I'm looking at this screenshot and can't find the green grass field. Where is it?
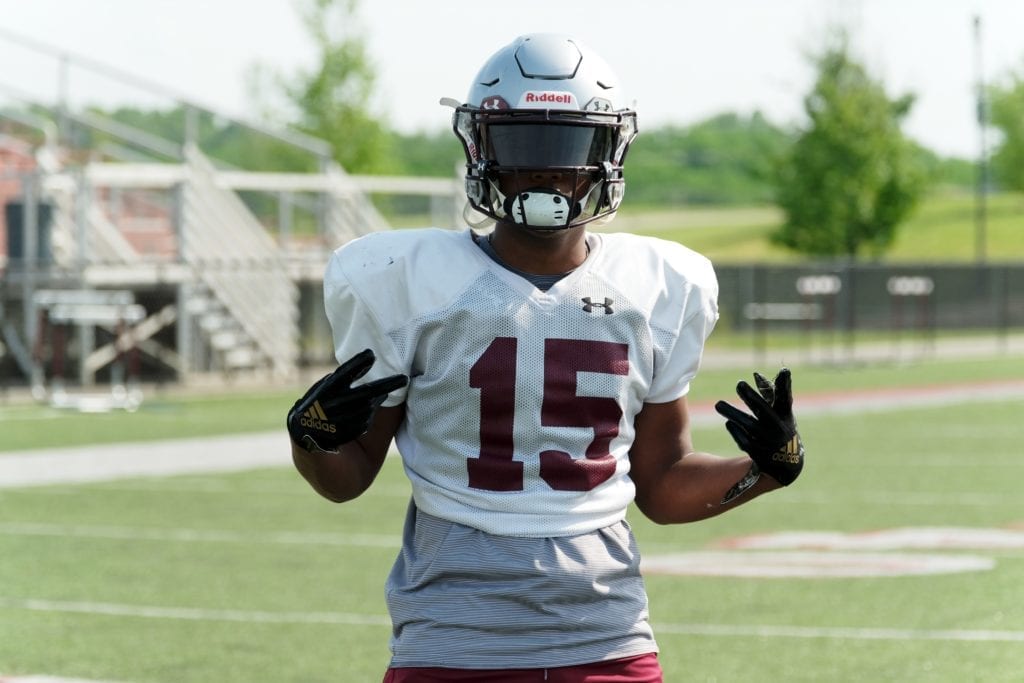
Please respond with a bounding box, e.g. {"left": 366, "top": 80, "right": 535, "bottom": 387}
{"left": 1, "top": 351, "right": 1022, "bottom": 682}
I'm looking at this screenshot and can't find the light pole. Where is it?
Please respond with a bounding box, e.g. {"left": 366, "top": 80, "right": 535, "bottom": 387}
{"left": 973, "top": 14, "right": 988, "bottom": 263}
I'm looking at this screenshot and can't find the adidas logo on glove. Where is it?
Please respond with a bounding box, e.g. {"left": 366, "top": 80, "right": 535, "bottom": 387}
{"left": 299, "top": 401, "right": 337, "bottom": 434}
{"left": 772, "top": 435, "right": 804, "bottom": 465}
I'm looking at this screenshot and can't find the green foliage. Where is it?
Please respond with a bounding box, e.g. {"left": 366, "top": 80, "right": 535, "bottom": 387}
{"left": 392, "top": 113, "right": 979, "bottom": 210}
{"left": 76, "top": 103, "right": 974, "bottom": 216}
{"left": 390, "top": 129, "right": 463, "bottom": 177}
{"left": 74, "top": 106, "right": 184, "bottom": 160}
{"left": 624, "top": 112, "right": 792, "bottom": 206}
{"left": 281, "top": 0, "right": 396, "bottom": 174}
{"left": 197, "top": 118, "right": 320, "bottom": 172}
{"left": 84, "top": 1, "right": 399, "bottom": 175}
{"left": 987, "top": 66, "right": 1024, "bottom": 192}
{"left": 772, "top": 39, "right": 927, "bottom": 259}
{"left": 913, "top": 145, "right": 977, "bottom": 189}
{"left": 385, "top": 112, "right": 819, "bottom": 207}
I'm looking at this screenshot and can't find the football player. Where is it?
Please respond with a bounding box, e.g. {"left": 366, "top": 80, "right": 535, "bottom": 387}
{"left": 287, "top": 33, "right": 804, "bottom": 683}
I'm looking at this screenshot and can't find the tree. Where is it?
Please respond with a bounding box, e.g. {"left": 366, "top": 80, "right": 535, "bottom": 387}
{"left": 987, "top": 67, "right": 1024, "bottom": 192}
{"left": 269, "top": 0, "right": 394, "bottom": 174}
{"left": 772, "top": 38, "right": 926, "bottom": 259}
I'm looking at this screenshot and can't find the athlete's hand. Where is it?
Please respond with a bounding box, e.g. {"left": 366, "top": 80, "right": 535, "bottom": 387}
{"left": 714, "top": 368, "right": 804, "bottom": 486}
{"left": 286, "top": 349, "right": 408, "bottom": 452}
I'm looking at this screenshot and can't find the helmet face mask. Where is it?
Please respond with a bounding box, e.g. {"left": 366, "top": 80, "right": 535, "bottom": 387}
{"left": 451, "top": 34, "right": 638, "bottom": 231}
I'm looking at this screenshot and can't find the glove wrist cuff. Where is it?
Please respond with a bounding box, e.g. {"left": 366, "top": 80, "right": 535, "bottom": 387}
{"left": 720, "top": 461, "right": 761, "bottom": 505}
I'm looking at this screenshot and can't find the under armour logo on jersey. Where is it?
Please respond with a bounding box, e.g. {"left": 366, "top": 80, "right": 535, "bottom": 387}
{"left": 582, "top": 297, "right": 615, "bottom": 314}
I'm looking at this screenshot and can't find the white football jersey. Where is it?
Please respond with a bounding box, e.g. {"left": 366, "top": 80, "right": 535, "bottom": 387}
{"left": 323, "top": 228, "right": 718, "bottom": 537}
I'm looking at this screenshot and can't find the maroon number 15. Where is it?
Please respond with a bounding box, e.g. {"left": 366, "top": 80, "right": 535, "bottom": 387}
{"left": 467, "top": 337, "right": 630, "bottom": 493}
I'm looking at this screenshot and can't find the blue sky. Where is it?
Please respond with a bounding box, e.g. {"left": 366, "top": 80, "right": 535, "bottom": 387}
{"left": 2, "top": 0, "right": 1024, "bottom": 158}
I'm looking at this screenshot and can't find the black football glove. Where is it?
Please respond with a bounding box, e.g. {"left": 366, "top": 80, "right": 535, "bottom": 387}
{"left": 286, "top": 349, "right": 408, "bottom": 452}
{"left": 714, "top": 368, "right": 804, "bottom": 486}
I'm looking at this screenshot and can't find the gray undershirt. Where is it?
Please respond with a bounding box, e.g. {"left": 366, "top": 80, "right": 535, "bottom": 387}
{"left": 475, "top": 233, "right": 579, "bottom": 291}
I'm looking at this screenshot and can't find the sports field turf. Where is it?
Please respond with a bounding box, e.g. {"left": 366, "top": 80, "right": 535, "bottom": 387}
{"left": 0, "top": 354, "right": 1022, "bottom": 682}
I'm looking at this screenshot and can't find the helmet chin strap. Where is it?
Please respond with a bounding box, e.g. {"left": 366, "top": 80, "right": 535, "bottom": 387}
{"left": 498, "top": 184, "right": 599, "bottom": 229}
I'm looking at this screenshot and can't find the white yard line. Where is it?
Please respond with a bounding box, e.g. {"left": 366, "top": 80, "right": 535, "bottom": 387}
{"left": 0, "top": 597, "right": 389, "bottom": 627}
{"left": 0, "top": 677, "right": 126, "bottom": 683}
{"left": 0, "top": 431, "right": 291, "bottom": 489}
{"left": 0, "top": 521, "right": 400, "bottom": 548}
{"left": 1, "top": 596, "right": 1021, "bottom": 643}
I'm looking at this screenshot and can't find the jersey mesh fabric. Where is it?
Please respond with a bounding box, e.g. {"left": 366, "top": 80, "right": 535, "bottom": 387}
{"left": 324, "top": 229, "right": 717, "bottom": 538}
{"left": 389, "top": 265, "right": 648, "bottom": 536}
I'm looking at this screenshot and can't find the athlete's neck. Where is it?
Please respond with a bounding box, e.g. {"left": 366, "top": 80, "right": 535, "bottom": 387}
{"left": 487, "top": 223, "right": 590, "bottom": 276}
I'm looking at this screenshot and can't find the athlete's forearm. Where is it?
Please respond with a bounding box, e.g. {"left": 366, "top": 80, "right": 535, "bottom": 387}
{"left": 634, "top": 451, "right": 781, "bottom": 524}
{"left": 290, "top": 403, "right": 405, "bottom": 503}
{"left": 291, "top": 439, "right": 384, "bottom": 503}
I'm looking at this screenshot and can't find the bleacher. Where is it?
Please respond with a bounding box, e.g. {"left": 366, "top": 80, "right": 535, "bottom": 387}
{"left": 0, "top": 30, "right": 426, "bottom": 405}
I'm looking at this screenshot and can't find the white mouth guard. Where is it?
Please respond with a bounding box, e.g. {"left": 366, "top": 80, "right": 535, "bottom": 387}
{"left": 499, "top": 183, "right": 602, "bottom": 228}
{"left": 503, "top": 188, "right": 575, "bottom": 227}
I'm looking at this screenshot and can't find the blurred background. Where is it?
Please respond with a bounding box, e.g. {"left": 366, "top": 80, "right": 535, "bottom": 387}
{"left": 0, "top": 0, "right": 1022, "bottom": 399}
{"left": 1, "top": 3, "right": 1023, "bottom": 682}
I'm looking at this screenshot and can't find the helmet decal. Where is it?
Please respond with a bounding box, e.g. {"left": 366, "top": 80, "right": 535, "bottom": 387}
{"left": 519, "top": 91, "right": 578, "bottom": 108}
{"left": 584, "top": 97, "right": 613, "bottom": 113}
{"left": 480, "top": 95, "right": 510, "bottom": 110}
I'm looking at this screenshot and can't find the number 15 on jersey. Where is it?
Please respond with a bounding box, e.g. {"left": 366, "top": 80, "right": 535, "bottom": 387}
{"left": 467, "top": 337, "right": 630, "bottom": 493}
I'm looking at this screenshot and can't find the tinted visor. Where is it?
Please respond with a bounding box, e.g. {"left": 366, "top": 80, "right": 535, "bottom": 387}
{"left": 483, "top": 123, "right": 614, "bottom": 167}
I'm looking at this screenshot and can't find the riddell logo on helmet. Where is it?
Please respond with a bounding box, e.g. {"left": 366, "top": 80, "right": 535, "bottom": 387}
{"left": 520, "top": 91, "right": 577, "bottom": 107}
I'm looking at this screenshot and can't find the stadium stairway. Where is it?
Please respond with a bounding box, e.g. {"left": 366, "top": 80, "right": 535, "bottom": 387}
{"left": 0, "top": 67, "right": 407, "bottom": 390}
{"left": 1, "top": 134, "right": 302, "bottom": 381}
{"left": 0, "top": 31, "right": 409, "bottom": 392}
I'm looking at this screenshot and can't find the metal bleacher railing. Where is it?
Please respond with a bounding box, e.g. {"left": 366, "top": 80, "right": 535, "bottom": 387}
{"left": 0, "top": 27, "right": 462, "bottom": 402}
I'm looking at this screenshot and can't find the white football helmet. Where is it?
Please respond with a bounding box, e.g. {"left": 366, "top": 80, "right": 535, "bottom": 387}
{"left": 449, "top": 34, "right": 638, "bottom": 230}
